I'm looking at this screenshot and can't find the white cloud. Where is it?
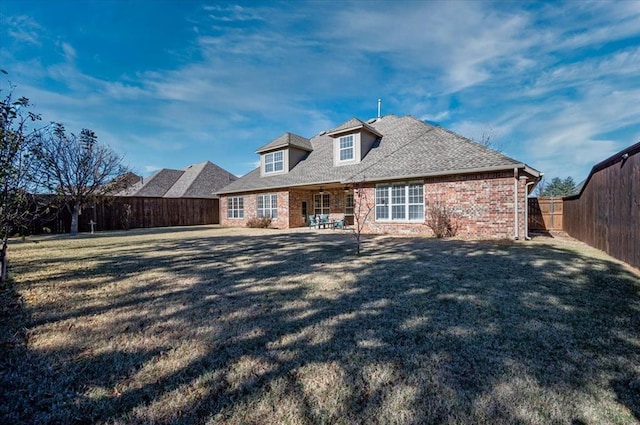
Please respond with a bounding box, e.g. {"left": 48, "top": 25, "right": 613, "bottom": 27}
{"left": 202, "top": 4, "right": 264, "bottom": 22}
{"left": 60, "top": 42, "right": 76, "bottom": 61}
{"left": 420, "top": 111, "right": 450, "bottom": 123}
{"left": 4, "top": 15, "right": 42, "bottom": 45}
{"left": 1, "top": 1, "right": 637, "bottom": 180}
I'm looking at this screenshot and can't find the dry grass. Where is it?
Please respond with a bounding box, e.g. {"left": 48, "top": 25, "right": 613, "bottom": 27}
{"left": 1, "top": 226, "right": 639, "bottom": 424}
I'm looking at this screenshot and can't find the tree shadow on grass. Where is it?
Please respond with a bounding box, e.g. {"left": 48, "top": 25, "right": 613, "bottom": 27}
{"left": 3, "top": 231, "right": 640, "bottom": 424}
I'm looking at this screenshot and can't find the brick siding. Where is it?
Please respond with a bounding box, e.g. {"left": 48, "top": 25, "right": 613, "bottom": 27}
{"left": 221, "top": 171, "right": 529, "bottom": 239}
{"left": 356, "top": 171, "right": 526, "bottom": 239}
{"left": 220, "top": 190, "right": 289, "bottom": 228}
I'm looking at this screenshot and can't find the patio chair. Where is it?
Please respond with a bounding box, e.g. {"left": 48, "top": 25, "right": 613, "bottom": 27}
{"left": 308, "top": 215, "right": 318, "bottom": 228}
{"left": 319, "top": 214, "right": 330, "bottom": 228}
{"left": 332, "top": 216, "right": 345, "bottom": 229}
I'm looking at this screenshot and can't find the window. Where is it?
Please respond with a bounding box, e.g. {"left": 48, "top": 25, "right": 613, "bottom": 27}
{"left": 408, "top": 184, "right": 424, "bottom": 220}
{"left": 375, "top": 186, "right": 389, "bottom": 220}
{"left": 339, "top": 135, "right": 354, "bottom": 161}
{"left": 264, "top": 151, "right": 284, "bottom": 173}
{"left": 257, "top": 194, "right": 278, "bottom": 218}
{"left": 227, "top": 196, "right": 244, "bottom": 219}
{"left": 314, "top": 193, "right": 330, "bottom": 215}
{"left": 391, "top": 185, "right": 405, "bottom": 219}
{"left": 375, "top": 183, "right": 424, "bottom": 221}
{"left": 345, "top": 193, "right": 354, "bottom": 215}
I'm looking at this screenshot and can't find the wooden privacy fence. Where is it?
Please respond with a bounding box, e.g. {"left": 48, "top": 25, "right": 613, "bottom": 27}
{"left": 528, "top": 197, "right": 563, "bottom": 231}
{"left": 68, "top": 197, "right": 219, "bottom": 233}
{"left": 563, "top": 142, "right": 639, "bottom": 270}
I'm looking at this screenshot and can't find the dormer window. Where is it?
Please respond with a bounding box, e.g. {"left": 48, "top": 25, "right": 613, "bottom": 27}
{"left": 339, "top": 135, "right": 354, "bottom": 161}
{"left": 265, "top": 151, "right": 284, "bottom": 173}
{"left": 327, "top": 117, "right": 383, "bottom": 167}
{"left": 256, "top": 133, "right": 312, "bottom": 177}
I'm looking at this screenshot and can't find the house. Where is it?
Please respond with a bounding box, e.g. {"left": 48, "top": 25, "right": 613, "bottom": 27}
{"left": 217, "top": 115, "right": 541, "bottom": 239}
{"left": 121, "top": 161, "right": 237, "bottom": 198}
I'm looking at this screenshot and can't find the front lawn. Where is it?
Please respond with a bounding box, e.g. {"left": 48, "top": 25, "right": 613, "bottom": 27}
{"left": 1, "top": 227, "right": 639, "bottom": 424}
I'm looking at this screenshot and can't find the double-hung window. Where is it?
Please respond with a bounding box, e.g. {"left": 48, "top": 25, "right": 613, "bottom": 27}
{"left": 375, "top": 183, "right": 424, "bottom": 221}
{"left": 227, "top": 196, "right": 244, "bottom": 219}
{"left": 339, "top": 135, "right": 354, "bottom": 161}
{"left": 345, "top": 194, "right": 354, "bottom": 216}
{"left": 264, "top": 151, "right": 284, "bottom": 173}
{"left": 314, "top": 193, "right": 330, "bottom": 215}
{"left": 257, "top": 194, "right": 278, "bottom": 218}
{"left": 375, "top": 186, "right": 390, "bottom": 220}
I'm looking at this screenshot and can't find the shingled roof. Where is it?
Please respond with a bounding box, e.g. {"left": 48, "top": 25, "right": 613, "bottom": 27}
{"left": 217, "top": 115, "right": 539, "bottom": 194}
{"left": 326, "top": 117, "right": 382, "bottom": 137}
{"left": 122, "top": 161, "right": 237, "bottom": 198}
{"left": 256, "top": 132, "right": 313, "bottom": 153}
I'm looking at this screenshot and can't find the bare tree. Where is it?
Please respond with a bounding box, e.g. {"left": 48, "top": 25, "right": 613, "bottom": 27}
{"left": 475, "top": 126, "right": 503, "bottom": 152}
{"left": 0, "top": 80, "right": 48, "bottom": 281}
{"left": 37, "top": 123, "right": 128, "bottom": 236}
{"left": 351, "top": 182, "right": 375, "bottom": 255}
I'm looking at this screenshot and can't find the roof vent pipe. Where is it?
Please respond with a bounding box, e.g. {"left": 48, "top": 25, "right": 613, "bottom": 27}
{"left": 377, "top": 98, "right": 381, "bottom": 119}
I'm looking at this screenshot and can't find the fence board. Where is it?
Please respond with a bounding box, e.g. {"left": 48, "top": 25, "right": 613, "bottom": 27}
{"left": 563, "top": 143, "right": 640, "bottom": 270}
{"left": 528, "top": 197, "right": 563, "bottom": 231}
{"left": 56, "top": 197, "right": 220, "bottom": 233}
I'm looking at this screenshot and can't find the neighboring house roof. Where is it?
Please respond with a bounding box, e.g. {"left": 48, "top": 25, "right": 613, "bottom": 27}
{"left": 218, "top": 115, "right": 540, "bottom": 195}
{"left": 563, "top": 140, "right": 640, "bottom": 200}
{"left": 256, "top": 132, "right": 313, "bottom": 153}
{"left": 134, "top": 169, "right": 184, "bottom": 197}
{"left": 121, "top": 161, "right": 237, "bottom": 198}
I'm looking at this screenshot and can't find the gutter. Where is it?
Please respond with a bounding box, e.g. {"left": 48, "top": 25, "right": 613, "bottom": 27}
{"left": 514, "top": 168, "right": 519, "bottom": 240}
{"left": 524, "top": 180, "right": 537, "bottom": 240}
{"left": 343, "top": 163, "right": 533, "bottom": 184}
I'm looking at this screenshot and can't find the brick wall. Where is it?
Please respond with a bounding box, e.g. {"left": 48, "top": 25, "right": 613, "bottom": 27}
{"left": 220, "top": 190, "right": 289, "bottom": 228}
{"left": 356, "top": 171, "right": 527, "bottom": 239}
{"left": 221, "top": 171, "right": 529, "bottom": 239}
{"left": 222, "top": 189, "right": 353, "bottom": 229}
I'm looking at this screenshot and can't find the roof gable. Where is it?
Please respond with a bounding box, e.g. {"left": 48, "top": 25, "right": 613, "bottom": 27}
{"left": 134, "top": 169, "right": 184, "bottom": 197}
{"left": 326, "top": 117, "right": 383, "bottom": 138}
{"left": 256, "top": 132, "right": 313, "bottom": 153}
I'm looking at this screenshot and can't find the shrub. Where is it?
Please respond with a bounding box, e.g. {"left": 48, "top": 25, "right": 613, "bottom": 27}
{"left": 425, "top": 204, "right": 459, "bottom": 238}
{"left": 246, "top": 216, "right": 272, "bottom": 228}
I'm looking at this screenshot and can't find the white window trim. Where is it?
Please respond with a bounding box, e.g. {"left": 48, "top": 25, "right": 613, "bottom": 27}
{"left": 227, "top": 196, "right": 244, "bottom": 219}
{"left": 375, "top": 182, "right": 424, "bottom": 222}
{"left": 338, "top": 135, "right": 354, "bottom": 162}
{"left": 264, "top": 150, "right": 284, "bottom": 174}
{"left": 345, "top": 193, "right": 354, "bottom": 216}
{"left": 314, "top": 193, "right": 330, "bottom": 215}
{"left": 257, "top": 193, "right": 278, "bottom": 218}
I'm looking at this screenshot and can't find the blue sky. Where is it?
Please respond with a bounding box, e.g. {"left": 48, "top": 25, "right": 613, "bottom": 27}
{"left": 1, "top": 1, "right": 639, "bottom": 182}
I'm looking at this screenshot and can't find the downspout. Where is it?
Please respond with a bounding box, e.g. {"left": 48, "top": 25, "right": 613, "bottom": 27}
{"left": 514, "top": 168, "right": 519, "bottom": 240}
{"left": 524, "top": 180, "right": 536, "bottom": 240}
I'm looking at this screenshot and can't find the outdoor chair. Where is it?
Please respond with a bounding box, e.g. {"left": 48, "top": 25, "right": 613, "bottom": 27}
{"left": 332, "top": 216, "right": 345, "bottom": 229}
{"left": 319, "top": 214, "right": 330, "bottom": 228}
{"left": 308, "top": 215, "right": 318, "bottom": 228}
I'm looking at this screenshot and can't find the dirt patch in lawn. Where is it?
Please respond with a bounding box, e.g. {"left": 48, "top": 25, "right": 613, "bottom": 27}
{"left": 1, "top": 226, "right": 639, "bottom": 424}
